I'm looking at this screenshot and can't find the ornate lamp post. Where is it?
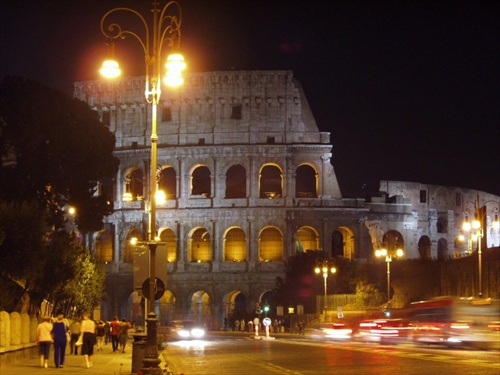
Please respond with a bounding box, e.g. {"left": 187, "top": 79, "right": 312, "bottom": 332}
{"left": 314, "top": 259, "right": 336, "bottom": 315}
{"left": 375, "top": 247, "right": 404, "bottom": 305}
{"left": 461, "top": 194, "right": 499, "bottom": 298}
{"left": 99, "top": 2, "right": 185, "bottom": 374}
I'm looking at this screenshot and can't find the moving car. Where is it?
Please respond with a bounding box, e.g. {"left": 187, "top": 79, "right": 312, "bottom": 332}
{"left": 304, "top": 322, "right": 352, "bottom": 340}
{"left": 166, "top": 320, "right": 206, "bottom": 340}
{"left": 356, "top": 318, "right": 411, "bottom": 343}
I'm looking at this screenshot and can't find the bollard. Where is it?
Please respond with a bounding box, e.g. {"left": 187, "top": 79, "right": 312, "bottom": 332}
{"left": 131, "top": 333, "right": 147, "bottom": 374}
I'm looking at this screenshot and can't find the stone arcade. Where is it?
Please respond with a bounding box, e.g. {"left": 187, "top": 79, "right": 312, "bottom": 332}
{"left": 73, "top": 70, "right": 499, "bottom": 329}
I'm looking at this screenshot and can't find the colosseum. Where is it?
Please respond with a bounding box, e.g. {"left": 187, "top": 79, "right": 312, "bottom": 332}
{"left": 73, "top": 70, "right": 499, "bottom": 329}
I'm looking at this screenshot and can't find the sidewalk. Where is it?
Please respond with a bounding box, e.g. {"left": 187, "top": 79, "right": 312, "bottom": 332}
{"left": 0, "top": 346, "right": 169, "bottom": 375}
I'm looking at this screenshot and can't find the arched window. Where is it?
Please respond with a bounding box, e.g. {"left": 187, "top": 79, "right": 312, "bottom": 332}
{"left": 418, "top": 236, "right": 431, "bottom": 260}
{"left": 191, "top": 166, "right": 211, "bottom": 196}
{"left": 159, "top": 228, "right": 177, "bottom": 262}
{"left": 124, "top": 168, "right": 144, "bottom": 201}
{"left": 295, "top": 226, "right": 319, "bottom": 252}
{"left": 125, "top": 228, "right": 143, "bottom": 263}
{"left": 95, "top": 230, "right": 113, "bottom": 263}
{"left": 259, "top": 165, "right": 282, "bottom": 198}
{"left": 158, "top": 167, "right": 177, "bottom": 199}
{"left": 225, "top": 165, "right": 246, "bottom": 198}
{"left": 224, "top": 227, "right": 247, "bottom": 261}
{"left": 189, "top": 228, "right": 211, "bottom": 262}
{"left": 259, "top": 227, "right": 283, "bottom": 261}
{"left": 295, "top": 164, "right": 317, "bottom": 198}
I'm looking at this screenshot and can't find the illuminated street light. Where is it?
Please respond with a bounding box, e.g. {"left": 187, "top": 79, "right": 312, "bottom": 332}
{"left": 375, "top": 247, "right": 404, "bottom": 305}
{"left": 462, "top": 194, "right": 500, "bottom": 298}
{"left": 99, "top": 1, "right": 185, "bottom": 373}
{"left": 314, "top": 259, "right": 336, "bottom": 315}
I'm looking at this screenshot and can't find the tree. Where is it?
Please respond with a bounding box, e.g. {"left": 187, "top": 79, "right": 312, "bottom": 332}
{"left": 0, "top": 76, "right": 117, "bottom": 313}
{"left": 0, "top": 201, "right": 47, "bottom": 311}
{"left": 0, "top": 76, "right": 119, "bottom": 232}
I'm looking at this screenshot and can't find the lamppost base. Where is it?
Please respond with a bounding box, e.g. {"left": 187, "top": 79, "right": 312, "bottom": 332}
{"left": 141, "top": 313, "right": 161, "bottom": 375}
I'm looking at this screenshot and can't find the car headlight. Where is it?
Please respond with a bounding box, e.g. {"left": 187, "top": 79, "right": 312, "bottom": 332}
{"left": 191, "top": 328, "right": 205, "bottom": 338}
{"left": 178, "top": 329, "right": 190, "bottom": 338}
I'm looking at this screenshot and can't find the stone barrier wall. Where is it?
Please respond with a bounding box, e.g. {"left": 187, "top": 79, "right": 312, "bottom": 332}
{"left": 0, "top": 311, "right": 38, "bottom": 368}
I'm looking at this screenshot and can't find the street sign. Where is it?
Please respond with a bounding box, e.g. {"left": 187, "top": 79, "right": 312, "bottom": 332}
{"left": 141, "top": 277, "right": 165, "bottom": 300}
{"left": 262, "top": 317, "right": 272, "bottom": 327}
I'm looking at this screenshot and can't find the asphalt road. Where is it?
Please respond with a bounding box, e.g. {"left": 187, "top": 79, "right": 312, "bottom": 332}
{"left": 163, "top": 332, "right": 500, "bottom": 375}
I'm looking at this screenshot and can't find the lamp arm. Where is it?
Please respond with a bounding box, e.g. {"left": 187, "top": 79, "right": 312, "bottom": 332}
{"left": 100, "top": 8, "right": 150, "bottom": 57}
{"left": 158, "top": 1, "right": 182, "bottom": 51}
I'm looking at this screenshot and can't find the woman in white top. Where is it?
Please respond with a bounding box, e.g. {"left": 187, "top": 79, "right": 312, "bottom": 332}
{"left": 36, "top": 316, "right": 53, "bottom": 368}
{"left": 80, "top": 312, "right": 96, "bottom": 368}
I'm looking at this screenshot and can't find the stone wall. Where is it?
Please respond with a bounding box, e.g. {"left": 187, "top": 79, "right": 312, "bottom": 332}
{"left": 0, "top": 311, "right": 38, "bottom": 368}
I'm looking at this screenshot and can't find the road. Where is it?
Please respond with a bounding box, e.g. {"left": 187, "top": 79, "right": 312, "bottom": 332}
{"left": 162, "top": 332, "right": 500, "bottom": 375}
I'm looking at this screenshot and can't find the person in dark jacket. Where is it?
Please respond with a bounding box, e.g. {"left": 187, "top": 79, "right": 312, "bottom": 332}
{"left": 51, "top": 312, "right": 69, "bottom": 368}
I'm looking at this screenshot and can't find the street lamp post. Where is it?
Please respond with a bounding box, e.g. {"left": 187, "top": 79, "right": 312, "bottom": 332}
{"left": 461, "top": 194, "right": 500, "bottom": 298}
{"left": 375, "top": 248, "right": 404, "bottom": 305}
{"left": 100, "top": 2, "right": 185, "bottom": 374}
{"left": 314, "top": 259, "right": 336, "bottom": 315}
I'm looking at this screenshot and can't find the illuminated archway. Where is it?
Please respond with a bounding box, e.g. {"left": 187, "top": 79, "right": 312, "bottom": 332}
{"left": 223, "top": 227, "right": 247, "bottom": 261}
{"left": 259, "top": 227, "right": 283, "bottom": 261}
{"left": 295, "top": 226, "right": 319, "bottom": 252}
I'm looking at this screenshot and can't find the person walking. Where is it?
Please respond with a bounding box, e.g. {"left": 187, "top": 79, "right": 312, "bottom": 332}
{"left": 104, "top": 321, "right": 111, "bottom": 345}
{"left": 80, "top": 312, "right": 96, "bottom": 368}
{"left": 51, "top": 312, "right": 69, "bottom": 368}
{"left": 240, "top": 318, "right": 245, "bottom": 332}
{"left": 110, "top": 316, "right": 120, "bottom": 352}
{"left": 96, "top": 321, "right": 106, "bottom": 351}
{"left": 118, "top": 318, "right": 130, "bottom": 353}
{"left": 36, "top": 316, "right": 53, "bottom": 368}
{"left": 69, "top": 318, "right": 81, "bottom": 355}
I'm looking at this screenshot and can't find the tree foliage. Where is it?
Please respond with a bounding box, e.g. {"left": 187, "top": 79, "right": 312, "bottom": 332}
{"left": 0, "top": 76, "right": 115, "bottom": 313}
{"left": 0, "top": 76, "right": 119, "bottom": 232}
{"left": 273, "top": 251, "right": 361, "bottom": 313}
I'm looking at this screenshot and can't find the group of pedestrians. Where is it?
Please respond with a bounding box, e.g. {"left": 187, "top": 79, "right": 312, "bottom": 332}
{"left": 35, "top": 312, "right": 132, "bottom": 369}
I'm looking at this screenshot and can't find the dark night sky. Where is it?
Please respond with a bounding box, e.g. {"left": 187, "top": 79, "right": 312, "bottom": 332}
{"left": 1, "top": 0, "right": 499, "bottom": 197}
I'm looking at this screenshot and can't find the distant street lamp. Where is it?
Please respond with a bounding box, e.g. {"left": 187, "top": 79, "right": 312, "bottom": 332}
{"left": 67, "top": 206, "right": 76, "bottom": 234}
{"left": 99, "top": 1, "right": 185, "bottom": 374}
{"left": 314, "top": 259, "right": 336, "bottom": 315}
{"left": 461, "top": 194, "right": 499, "bottom": 298}
{"left": 375, "top": 247, "right": 404, "bottom": 305}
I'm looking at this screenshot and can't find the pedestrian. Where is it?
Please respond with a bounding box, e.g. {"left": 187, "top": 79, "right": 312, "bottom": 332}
{"left": 104, "top": 321, "right": 111, "bottom": 345}
{"left": 80, "top": 312, "right": 96, "bottom": 368}
{"left": 96, "top": 321, "right": 106, "bottom": 351}
{"left": 240, "top": 318, "right": 245, "bottom": 332}
{"left": 36, "top": 315, "right": 53, "bottom": 368}
{"left": 110, "top": 316, "right": 120, "bottom": 352}
{"left": 273, "top": 319, "right": 279, "bottom": 334}
{"left": 69, "top": 318, "right": 81, "bottom": 355}
{"left": 51, "top": 312, "right": 69, "bottom": 368}
{"left": 234, "top": 319, "right": 240, "bottom": 331}
{"left": 248, "top": 320, "right": 253, "bottom": 333}
{"left": 118, "top": 318, "right": 130, "bottom": 353}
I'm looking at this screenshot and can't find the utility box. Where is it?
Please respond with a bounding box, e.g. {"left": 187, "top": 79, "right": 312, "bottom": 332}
{"left": 131, "top": 333, "right": 147, "bottom": 374}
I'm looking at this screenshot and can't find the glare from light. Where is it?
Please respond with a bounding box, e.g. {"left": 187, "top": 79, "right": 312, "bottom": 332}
{"left": 100, "top": 59, "right": 121, "bottom": 78}
{"left": 164, "top": 53, "right": 186, "bottom": 86}
{"left": 155, "top": 189, "right": 166, "bottom": 204}
{"left": 472, "top": 219, "right": 481, "bottom": 230}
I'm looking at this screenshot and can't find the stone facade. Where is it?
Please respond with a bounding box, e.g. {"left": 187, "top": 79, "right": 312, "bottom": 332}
{"left": 73, "top": 70, "right": 499, "bottom": 329}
